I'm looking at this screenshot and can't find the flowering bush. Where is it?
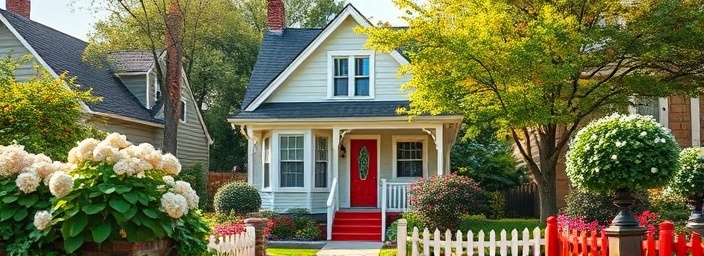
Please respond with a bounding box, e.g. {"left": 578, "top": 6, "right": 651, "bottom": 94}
{"left": 566, "top": 113, "right": 680, "bottom": 192}
{"left": 0, "top": 144, "right": 66, "bottom": 254}
{"left": 212, "top": 219, "right": 273, "bottom": 239}
{"left": 649, "top": 189, "right": 689, "bottom": 226}
{"left": 668, "top": 147, "right": 704, "bottom": 197}
{"left": 40, "top": 133, "right": 208, "bottom": 254}
{"left": 558, "top": 211, "right": 660, "bottom": 234}
{"left": 408, "top": 174, "right": 489, "bottom": 230}
{"left": 270, "top": 216, "right": 296, "bottom": 240}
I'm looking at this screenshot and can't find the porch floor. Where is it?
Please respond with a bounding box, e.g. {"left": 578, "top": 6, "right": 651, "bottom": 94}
{"left": 316, "top": 241, "right": 383, "bottom": 256}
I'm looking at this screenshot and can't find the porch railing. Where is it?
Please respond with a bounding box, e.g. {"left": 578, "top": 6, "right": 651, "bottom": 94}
{"left": 381, "top": 179, "right": 412, "bottom": 241}
{"left": 326, "top": 178, "right": 338, "bottom": 241}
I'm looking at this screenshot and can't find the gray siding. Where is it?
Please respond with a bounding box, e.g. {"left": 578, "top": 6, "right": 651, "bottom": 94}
{"left": 118, "top": 74, "right": 148, "bottom": 107}
{"left": 261, "top": 192, "right": 273, "bottom": 210}
{"left": 266, "top": 17, "right": 410, "bottom": 103}
{"left": 311, "top": 192, "right": 328, "bottom": 214}
{"left": 272, "top": 192, "right": 308, "bottom": 212}
{"left": 176, "top": 85, "right": 210, "bottom": 171}
{"left": 88, "top": 116, "right": 161, "bottom": 146}
{"left": 0, "top": 24, "right": 39, "bottom": 81}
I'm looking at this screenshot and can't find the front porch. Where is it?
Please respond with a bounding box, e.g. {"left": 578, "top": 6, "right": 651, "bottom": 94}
{"left": 238, "top": 117, "right": 462, "bottom": 241}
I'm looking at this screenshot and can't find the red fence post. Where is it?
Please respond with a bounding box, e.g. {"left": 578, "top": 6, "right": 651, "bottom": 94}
{"left": 546, "top": 216, "right": 559, "bottom": 256}
{"left": 659, "top": 221, "right": 674, "bottom": 256}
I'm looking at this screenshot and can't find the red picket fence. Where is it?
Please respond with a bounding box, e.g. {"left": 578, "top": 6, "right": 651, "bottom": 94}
{"left": 545, "top": 217, "right": 704, "bottom": 256}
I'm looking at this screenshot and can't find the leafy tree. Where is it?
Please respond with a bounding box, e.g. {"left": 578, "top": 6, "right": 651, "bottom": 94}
{"left": 285, "top": 0, "right": 345, "bottom": 28}
{"left": 360, "top": 0, "right": 704, "bottom": 222}
{"left": 451, "top": 124, "right": 523, "bottom": 192}
{"left": 0, "top": 57, "right": 101, "bottom": 160}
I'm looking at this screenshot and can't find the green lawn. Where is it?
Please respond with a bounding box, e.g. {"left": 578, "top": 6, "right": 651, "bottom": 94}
{"left": 266, "top": 248, "right": 320, "bottom": 256}
{"left": 457, "top": 215, "right": 541, "bottom": 234}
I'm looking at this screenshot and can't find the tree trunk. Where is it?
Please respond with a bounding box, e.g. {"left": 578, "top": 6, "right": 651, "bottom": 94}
{"left": 534, "top": 165, "right": 558, "bottom": 225}
{"left": 163, "top": 0, "right": 183, "bottom": 154}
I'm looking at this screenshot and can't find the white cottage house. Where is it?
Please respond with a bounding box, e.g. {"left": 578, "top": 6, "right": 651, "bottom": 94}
{"left": 228, "top": 1, "right": 462, "bottom": 241}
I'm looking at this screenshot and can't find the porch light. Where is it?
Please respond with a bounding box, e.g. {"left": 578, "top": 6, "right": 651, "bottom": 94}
{"left": 339, "top": 144, "right": 346, "bottom": 158}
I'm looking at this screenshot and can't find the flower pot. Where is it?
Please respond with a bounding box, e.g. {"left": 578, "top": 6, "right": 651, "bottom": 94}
{"left": 609, "top": 187, "right": 641, "bottom": 227}
{"left": 80, "top": 239, "right": 173, "bottom": 256}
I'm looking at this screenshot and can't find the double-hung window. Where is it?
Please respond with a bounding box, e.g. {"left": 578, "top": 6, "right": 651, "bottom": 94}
{"left": 314, "top": 136, "right": 328, "bottom": 188}
{"left": 329, "top": 51, "right": 374, "bottom": 98}
{"left": 280, "top": 135, "right": 304, "bottom": 187}
{"left": 393, "top": 136, "right": 426, "bottom": 178}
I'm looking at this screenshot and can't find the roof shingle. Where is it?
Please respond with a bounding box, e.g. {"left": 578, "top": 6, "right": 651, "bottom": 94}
{"left": 232, "top": 101, "right": 410, "bottom": 119}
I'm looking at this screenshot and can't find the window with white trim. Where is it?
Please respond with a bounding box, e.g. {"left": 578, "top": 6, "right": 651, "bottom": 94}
{"left": 280, "top": 135, "right": 304, "bottom": 187}
{"left": 396, "top": 141, "right": 424, "bottom": 177}
{"left": 329, "top": 52, "right": 373, "bottom": 98}
{"left": 633, "top": 96, "right": 661, "bottom": 123}
{"left": 263, "top": 137, "right": 270, "bottom": 189}
{"left": 314, "top": 136, "right": 328, "bottom": 188}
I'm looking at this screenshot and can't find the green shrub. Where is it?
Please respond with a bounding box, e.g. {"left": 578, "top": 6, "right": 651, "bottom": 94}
{"left": 649, "top": 189, "right": 689, "bottom": 226}
{"left": 293, "top": 218, "right": 322, "bottom": 241}
{"left": 668, "top": 147, "right": 704, "bottom": 197}
{"left": 564, "top": 188, "right": 650, "bottom": 224}
{"left": 403, "top": 211, "right": 425, "bottom": 229}
{"left": 179, "top": 163, "right": 208, "bottom": 209}
{"left": 485, "top": 191, "right": 506, "bottom": 219}
{"left": 270, "top": 216, "right": 296, "bottom": 240}
{"left": 409, "top": 174, "right": 489, "bottom": 230}
{"left": 385, "top": 220, "right": 399, "bottom": 242}
{"left": 213, "top": 182, "right": 261, "bottom": 215}
{"left": 260, "top": 210, "right": 279, "bottom": 219}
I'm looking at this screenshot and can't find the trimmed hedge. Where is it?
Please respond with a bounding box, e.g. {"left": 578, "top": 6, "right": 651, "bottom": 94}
{"left": 213, "top": 182, "right": 261, "bottom": 215}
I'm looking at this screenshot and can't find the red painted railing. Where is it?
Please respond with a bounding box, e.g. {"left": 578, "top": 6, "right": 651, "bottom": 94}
{"left": 545, "top": 217, "right": 704, "bottom": 256}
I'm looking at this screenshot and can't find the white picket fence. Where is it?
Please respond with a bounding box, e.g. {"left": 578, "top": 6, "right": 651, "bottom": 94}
{"left": 396, "top": 219, "right": 545, "bottom": 256}
{"left": 207, "top": 226, "right": 256, "bottom": 256}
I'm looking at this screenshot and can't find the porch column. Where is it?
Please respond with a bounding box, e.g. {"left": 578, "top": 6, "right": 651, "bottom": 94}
{"left": 246, "top": 126, "right": 255, "bottom": 184}
{"left": 436, "top": 124, "right": 444, "bottom": 176}
{"left": 332, "top": 128, "right": 340, "bottom": 209}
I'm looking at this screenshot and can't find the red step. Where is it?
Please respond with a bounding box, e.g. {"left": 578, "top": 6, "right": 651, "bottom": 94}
{"left": 331, "top": 211, "right": 382, "bottom": 241}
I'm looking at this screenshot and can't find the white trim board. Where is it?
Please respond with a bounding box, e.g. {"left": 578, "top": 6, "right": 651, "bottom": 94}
{"left": 244, "top": 4, "right": 409, "bottom": 111}
{"left": 391, "top": 135, "right": 429, "bottom": 179}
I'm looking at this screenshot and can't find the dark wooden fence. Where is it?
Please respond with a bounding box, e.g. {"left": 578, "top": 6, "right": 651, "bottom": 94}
{"left": 502, "top": 183, "right": 540, "bottom": 218}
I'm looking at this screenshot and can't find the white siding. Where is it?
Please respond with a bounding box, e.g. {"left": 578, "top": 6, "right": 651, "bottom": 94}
{"left": 311, "top": 192, "right": 328, "bottom": 214}
{"left": 273, "top": 192, "right": 308, "bottom": 212}
{"left": 266, "top": 17, "right": 410, "bottom": 103}
{"left": 0, "top": 24, "right": 39, "bottom": 81}
{"left": 260, "top": 192, "right": 273, "bottom": 210}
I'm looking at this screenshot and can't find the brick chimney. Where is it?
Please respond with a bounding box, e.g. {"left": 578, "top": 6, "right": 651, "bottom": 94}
{"left": 267, "top": 0, "right": 284, "bottom": 34}
{"left": 6, "top": 0, "right": 30, "bottom": 19}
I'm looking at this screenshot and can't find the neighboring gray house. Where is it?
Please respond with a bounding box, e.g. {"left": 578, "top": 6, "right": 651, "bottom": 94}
{"left": 0, "top": 2, "right": 212, "bottom": 170}
{"left": 229, "top": 1, "right": 462, "bottom": 241}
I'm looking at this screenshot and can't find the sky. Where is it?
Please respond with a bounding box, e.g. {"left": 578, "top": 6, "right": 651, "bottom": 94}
{"left": 0, "top": 0, "right": 409, "bottom": 41}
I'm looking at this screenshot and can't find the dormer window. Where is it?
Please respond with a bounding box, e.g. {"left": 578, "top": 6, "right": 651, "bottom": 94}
{"left": 328, "top": 50, "right": 375, "bottom": 99}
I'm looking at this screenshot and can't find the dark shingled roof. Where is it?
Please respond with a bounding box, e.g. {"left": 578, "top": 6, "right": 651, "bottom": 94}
{"left": 107, "top": 51, "right": 158, "bottom": 73}
{"left": 0, "top": 10, "right": 160, "bottom": 123}
{"left": 240, "top": 28, "right": 322, "bottom": 109}
{"left": 232, "top": 101, "right": 410, "bottom": 119}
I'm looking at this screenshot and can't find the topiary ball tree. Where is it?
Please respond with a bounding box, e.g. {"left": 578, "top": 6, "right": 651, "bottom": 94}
{"left": 566, "top": 113, "right": 679, "bottom": 227}
{"left": 213, "top": 182, "right": 261, "bottom": 216}
{"left": 668, "top": 147, "right": 704, "bottom": 234}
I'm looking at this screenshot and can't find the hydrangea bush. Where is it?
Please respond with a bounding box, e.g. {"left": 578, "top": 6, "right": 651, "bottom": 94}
{"left": 408, "top": 174, "right": 488, "bottom": 230}
{"left": 0, "top": 144, "right": 66, "bottom": 254}
{"left": 565, "top": 113, "right": 680, "bottom": 192}
{"left": 40, "top": 133, "right": 209, "bottom": 254}
{"left": 668, "top": 147, "right": 704, "bottom": 197}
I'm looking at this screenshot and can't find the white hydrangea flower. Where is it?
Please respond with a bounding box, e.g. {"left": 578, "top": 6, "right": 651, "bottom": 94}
{"left": 184, "top": 190, "right": 199, "bottom": 209}
{"left": 16, "top": 172, "right": 40, "bottom": 193}
{"left": 33, "top": 154, "right": 52, "bottom": 164}
{"left": 611, "top": 154, "right": 618, "bottom": 160}
{"left": 49, "top": 171, "right": 74, "bottom": 197}
{"left": 144, "top": 150, "right": 164, "bottom": 170}
{"left": 33, "top": 211, "right": 52, "bottom": 231}
{"left": 161, "top": 192, "right": 188, "bottom": 218}
{"left": 654, "top": 137, "right": 661, "bottom": 144}
{"left": 640, "top": 131, "right": 648, "bottom": 137}
{"left": 161, "top": 153, "right": 181, "bottom": 176}
{"left": 0, "top": 144, "right": 34, "bottom": 177}
{"left": 69, "top": 138, "right": 100, "bottom": 164}
{"left": 173, "top": 181, "right": 192, "bottom": 195}
{"left": 103, "top": 133, "right": 131, "bottom": 149}
{"left": 651, "top": 167, "right": 658, "bottom": 173}
{"left": 163, "top": 176, "right": 175, "bottom": 186}
{"left": 92, "top": 143, "right": 121, "bottom": 163}
{"left": 113, "top": 159, "right": 136, "bottom": 176}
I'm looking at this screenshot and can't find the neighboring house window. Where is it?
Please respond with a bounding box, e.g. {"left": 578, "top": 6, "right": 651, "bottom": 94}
{"left": 634, "top": 96, "right": 660, "bottom": 123}
{"left": 393, "top": 136, "right": 427, "bottom": 178}
{"left": 263, "top": 137, "right": 270, "bottom": 189}
{"left": 328, "top": 51, "right": 374, "bottom": 98}
{"left": 280, "top": 135, "right": 304, "bottom": 187}
{"left": 314, "top": 136, "right": 328, "bottom": 188}
{"left": 180, "top": 100, "right": 187, "bottom": 123}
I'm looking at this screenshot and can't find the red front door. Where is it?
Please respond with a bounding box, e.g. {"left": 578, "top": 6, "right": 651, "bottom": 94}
{"left": 350, "top": 139, "right": 378, "bottom": 207}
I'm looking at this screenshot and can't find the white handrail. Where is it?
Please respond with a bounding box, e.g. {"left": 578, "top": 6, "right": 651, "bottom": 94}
{"left": 326, "top": 178, "right": 338, "bottom": 241}
{"left": 381, "top": 179, "right": 388, "bottom": 242}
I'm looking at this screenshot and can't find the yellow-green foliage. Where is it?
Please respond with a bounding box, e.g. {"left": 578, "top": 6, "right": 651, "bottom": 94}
{"left": 0, "top": 57, "right": 101, "bottom": 160}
